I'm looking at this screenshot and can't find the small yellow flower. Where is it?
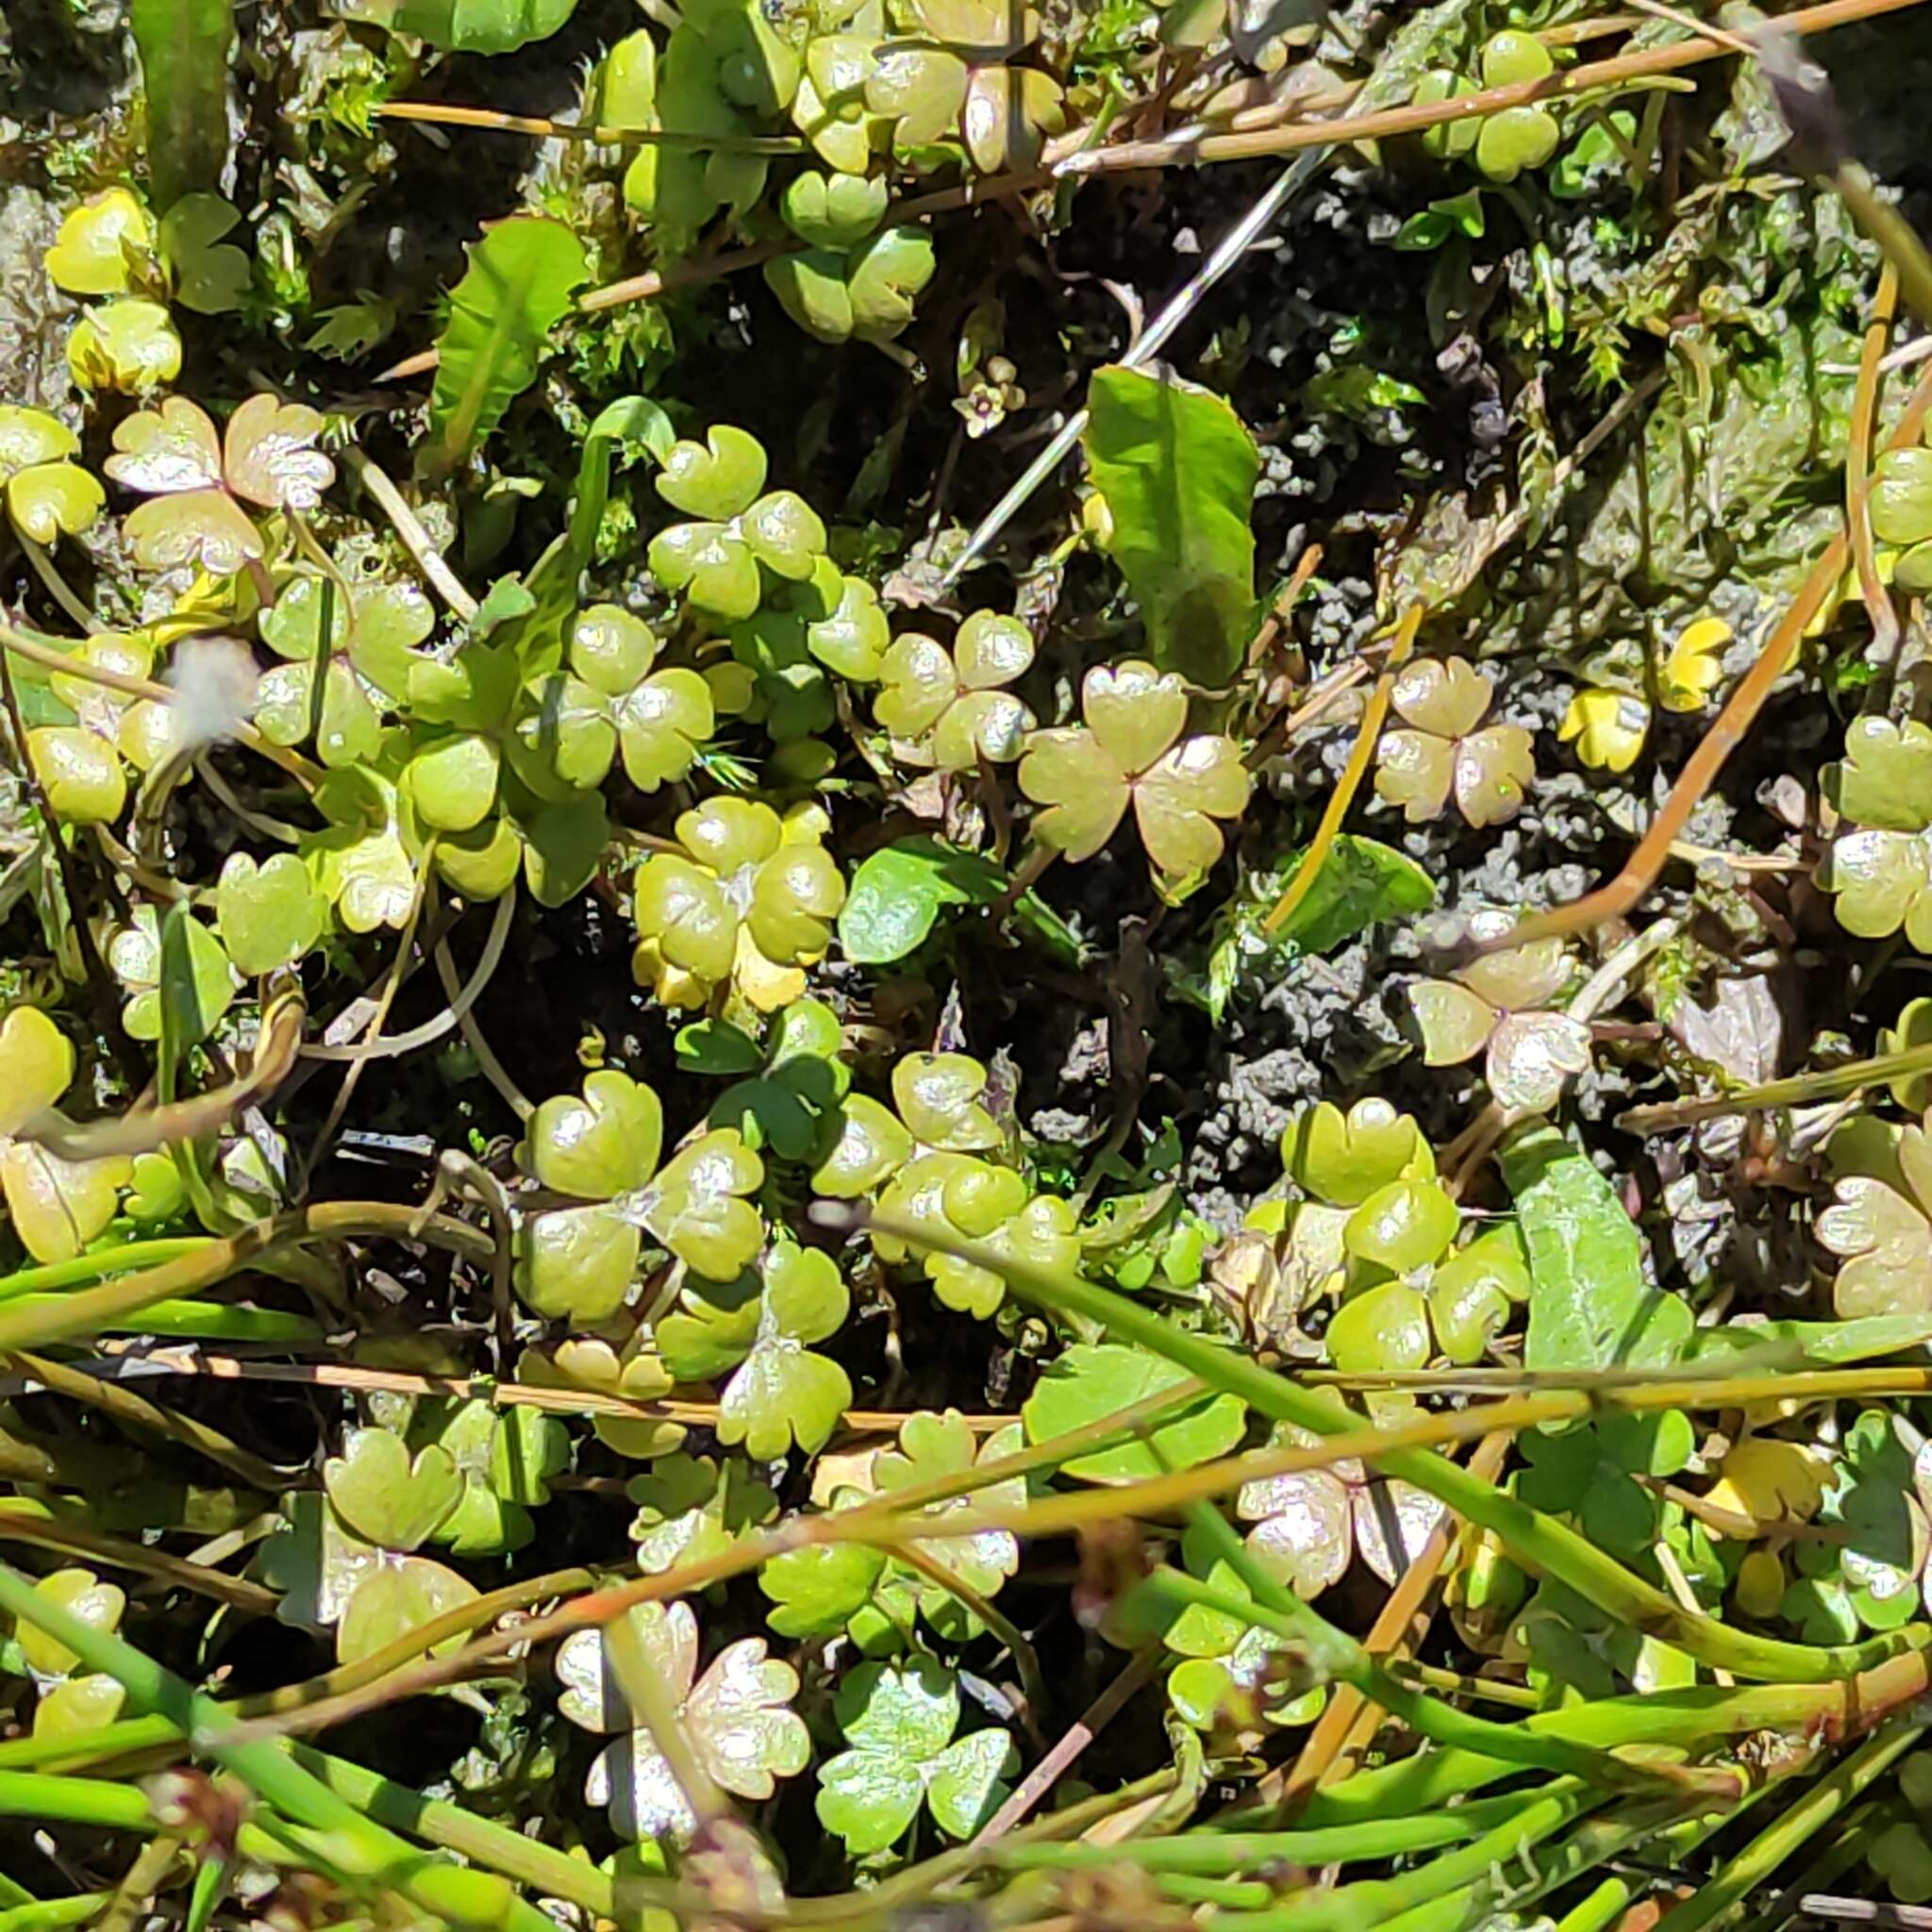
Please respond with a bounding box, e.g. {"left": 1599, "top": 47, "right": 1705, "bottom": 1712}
{"left": 1658, "top": 616, "right": 1729, "bottom": 713}
{"left": 1558, "top": 688, "right": 1648, "bottom": 774}
{"left": 67, "top": 299, "right": 181, "bottom": 393}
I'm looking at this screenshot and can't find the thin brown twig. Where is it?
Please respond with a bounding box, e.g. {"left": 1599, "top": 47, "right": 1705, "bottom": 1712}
{"left": 1058, "top": 0, "right": 1927, "bottom": 175}
{"left": 972, "top": 1652, "right": 1158, "bottom": 1843}
{"left": 120, "top": 1351, "right": 1018, "bottom": 1431}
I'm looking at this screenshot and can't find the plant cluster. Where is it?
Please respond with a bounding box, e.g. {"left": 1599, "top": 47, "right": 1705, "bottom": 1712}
{"left": 10, "top": 0, "right": 1932, "bottom": 1926}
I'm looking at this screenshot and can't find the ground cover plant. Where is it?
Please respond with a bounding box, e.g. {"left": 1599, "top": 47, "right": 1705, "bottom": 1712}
{"left": 16, "top": 0, "right": 1932, "bottom": 1924}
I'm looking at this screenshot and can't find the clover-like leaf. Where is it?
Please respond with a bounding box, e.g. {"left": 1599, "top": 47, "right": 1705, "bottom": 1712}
{"left": 633, "top": 800, "right": 845, "bottom": 1013}
{"left": 873, "top": 1413, "right": 1024, "bottom": 1630}
{"left": 26, "top": 727, "right": 125, "bottom": 825}
{"left": 1375, "top": 657, "right": 1535, "bottom": 828}
{"left": 222, "top": 393, "right": 337, "bottom": 510}
{"left": 337, "top": 1555, "right": 479, "bottom": 1665}
{"left": 876, "top": 613, "right": 1035, "bottom": 770}
{"left": 515, "top": 1205, "right": 641, "bottom": 1324}
{"left": 522, "top": 1069, "right": 663, "bottom": 1200}
{"left": 1486, "top": 1010, "right": 1592, "bottom": 1114}
{"left": 1829, "top": 715, "right": 1932, "bottom": 834}
{"left": 215, "top": 852, "right": 327, "bottom": 976}
{"left": 1821, "top": 830, "right": 1932, "bottom": 950}
{"left": 158, "top": 193, "right": 251, "bottom": 315}
{"left": 626, "top": 1452, "right": 778, "bottom": 1572}
{"left": 1239, "top": 1426, "right": 1353, "bottom": 1599}
{"left": 11, "top": 1569, "right": 127, "bottom": 1677}
{"left": 69, "top": 300, "right": 182, "bottom": 392}
{"left": 1282, "top": 1097, "right": 1433, "bottom": 1207}
{"left": 643, "top": 1127, "right": 766, "bottom": 1279}
{"left": 657, "top": 425, "right": 767, "bottom": 521}
{"left": 702, "top": 998, "right": 849, "bottom": 1160}
{"left": 658, "top": 1241, "right": 851, "bottom": 1457}
{"left": 1821, "top": 1122, "right": 1932, "bottom": 1318}
{"left": 323, "top": 1426, "right": 464, "bottom": 1552}
{"left": 0, "top": 407, "right": 103, "bottom": 545}
{"left": 1020, "top": 660, "right": 1248, "bottom": 883}
{"left": 564, "top": 1599, "right": 808, "bottom": 1843}
{"left": 105, "top": 396, "right": 224, "bottom": 496}
{"left": 815, "top": 1657, "right": 1015, "bottom": 1854}
{"left": 760, "top": 1538, "right": 890, "bottom": 1639}
{"left": 781, "top": 170, "right": 889, "bottom": 250}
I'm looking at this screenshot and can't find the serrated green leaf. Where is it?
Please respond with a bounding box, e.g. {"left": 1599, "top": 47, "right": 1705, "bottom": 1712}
{"left": 1085, "top": 365, "right": 1258, "bottom": 688}
{"left": 429, "top": 218, "right": 589, "bottom": 470}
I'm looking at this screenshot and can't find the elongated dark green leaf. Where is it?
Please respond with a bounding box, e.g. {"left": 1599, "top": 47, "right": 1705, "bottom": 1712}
{"left": 429, "top": 218, "right": 589, "bottom": 472}
{"left": 1085, "top": 365, "right": 1258, "bottom": 688}
{"left": 131, "top": 0, "right": 234, "bottom": 212}
{"left": 1179, "top": 835, "right": 1434, "bottom": 1022}
{"left": 838, "top": 837, "right": 1081, "bottom": 965}
{"left": 1502, "top": 1125, "right": 1687, "bottom": 1372}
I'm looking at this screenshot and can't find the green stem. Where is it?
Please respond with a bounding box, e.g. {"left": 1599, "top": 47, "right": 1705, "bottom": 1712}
{"left": 1657, "top": 1723, "right": 1927, "bottom": 1932}
{"left": 0, "top": 1294, "right": 319, "bottom": 1341}
{"left": 0, "top": 1898, "right": 111, "bottom": 1932}
{"left": 1620, "top": 1038, "right": 1932, "bottom": 1130}
{"left": 0, "top": 1205, "right": 491, "bottom": 1354}
{"left": 0, "top": 1239, "right": 215, "bottom": 1303}
{"left": 1733, "top": 1798, "right": 1901, "bottom": 1932}
{"left": 1199, "top": 1780, "right": 1599, "bottom": 1932}
{"left": 1142, "top": 1565, "right": 1640, "bottom": 1789}
{"left": 992, "top": 1791, "right": 1568, "bottom": 1874}
{"left": 1553, "top": 1877, "right": 1634, "bottom": 1932}
{"left": 879, "top": 1214, "right": 1924, "bottom": 1685}
{"left": 0, "top": 1564, "right": 556, "bottom": 1932}
{"left": 1253, "top": 1653, "right": 1932, "bottom": 1828}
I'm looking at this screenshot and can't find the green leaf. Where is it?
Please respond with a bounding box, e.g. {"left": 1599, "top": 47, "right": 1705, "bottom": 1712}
{"left": 323, "top": 1426, "right": 463, "bottom": 1553}
{"left": 1085, "top": 364, "right": 1258, "bottom": 688}
{"left": 676, "top": 1019, "right": 764, "bottom": 1075}
{"left": 380, "top": 0, "right": 575, "bottom": 52}
{"left": 924, "top": 1728, "right": 1016, "bottom": 1840}
{"left": 815, "top": 1657, "right": 1014, "bottom": 1854}
{"left": 429, "top": 218, "right": 589, "bottom": 471}
{"left": 215, "top": 852, "right": 326, "bottom": 977}
{"left": 1022, "top": 1342, "right": 1245, "bottom": 1479}
{"left": 1265, "top": 834, "right": 1436, "bottom": 957}
{"left": 759, "top": 1541, "right": 888, "bottom": 1639}
{"left": 839, "top": 836, "right": 1082, "bottom": 965}
{"left": 130, "top": 0, "right": 234, "bottom": 212}
{"left": 158, "top": 907, "right": 235, "bottom": 1054}
{"left": 1502, "top": 1125, "right": 1688, "bottom": 1372}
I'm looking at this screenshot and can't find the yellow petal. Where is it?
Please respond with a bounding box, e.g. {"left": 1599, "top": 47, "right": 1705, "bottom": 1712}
{"left": 1704, "top": 1437, "right": 1827, "bottom": 1531}
{"left": 1557, "top": 689, "right": 1648, "bottom": 774}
